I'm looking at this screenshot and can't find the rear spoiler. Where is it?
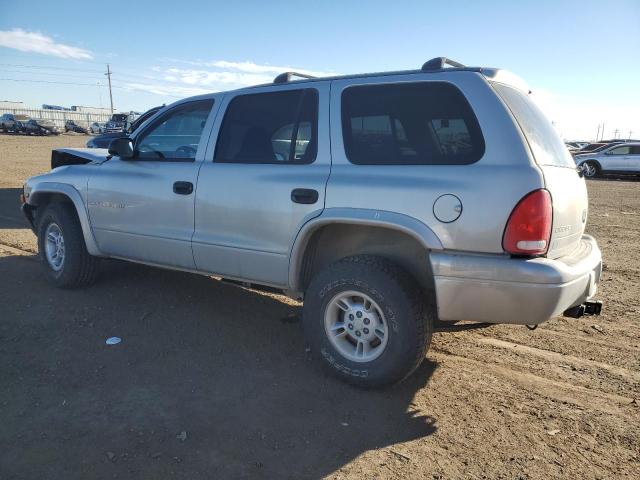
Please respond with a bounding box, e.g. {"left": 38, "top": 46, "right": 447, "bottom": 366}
{"left": 480, "top": 68, "right": 531, "bottom": 94}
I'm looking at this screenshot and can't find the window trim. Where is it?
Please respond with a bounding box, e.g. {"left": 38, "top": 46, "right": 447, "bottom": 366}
{"left": 213, "top": 88, "right": 319, "bottom": 165}
{"left": 132, "top": 99, "right": 214, "bottom": 163}
{"left": 340, "top": 81, "right": 485, "bottom": 166}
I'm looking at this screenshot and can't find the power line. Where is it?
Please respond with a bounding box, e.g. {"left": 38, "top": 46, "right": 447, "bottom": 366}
{"left": 0, "top": 77, "right": 186, "bottom": 98}
{"left": 0, "top": 62, "right": 164, "bottom": 83}
{"left": 0, "top": 78, "right": 107, "bottom": 87}
{"left": 0, "top": 63, "right": 105, "bottom": 73}
{"left": 0, "top": 68, "right": 105, "bottom": 80}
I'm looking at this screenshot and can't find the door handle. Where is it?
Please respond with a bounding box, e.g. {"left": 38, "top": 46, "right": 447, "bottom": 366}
{"left": 173, "top": 181, "right": 193, "bottom": 195}
{"left": 291, "top": 188, "right": 319, "bottom": 204}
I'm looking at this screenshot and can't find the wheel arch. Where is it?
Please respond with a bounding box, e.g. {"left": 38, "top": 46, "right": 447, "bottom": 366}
{"left": 288, "top": 208, "right": 443, "bottom": 293}
{"left": 579, "top": 159, "right": 602, "bottom": 169}
{"left": 28, "top": 182, "right": 102, "bottom": 256}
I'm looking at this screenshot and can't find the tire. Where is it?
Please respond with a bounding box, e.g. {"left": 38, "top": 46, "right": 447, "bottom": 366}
{"left": 303, "top": 255, "right": 434, "bottom": 388}
{"left": 36, "top": 203, "right": 98, "bottom": 288}
{"left": 582, "top": 161, "right": 600, "bottom": 178}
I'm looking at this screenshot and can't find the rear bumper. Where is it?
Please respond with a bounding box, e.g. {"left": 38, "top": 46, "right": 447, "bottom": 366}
{"left": 430, "top": 235, "right": 602, "bottom": 325}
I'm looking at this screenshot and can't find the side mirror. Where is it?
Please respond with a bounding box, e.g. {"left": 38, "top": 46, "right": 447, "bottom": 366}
{"left": 108, "top": 137, "right": 134, "bottom": 159}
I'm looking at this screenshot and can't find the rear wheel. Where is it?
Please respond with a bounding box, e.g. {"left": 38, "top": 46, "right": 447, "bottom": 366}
{"left": 37, "top": 203, "right": 98, "bottom": 288}
{"left": 303, "top": 255, "right": 434, "bottom": 388}
{"left": 582, "top": 161, "right": 600, "bottom": 178}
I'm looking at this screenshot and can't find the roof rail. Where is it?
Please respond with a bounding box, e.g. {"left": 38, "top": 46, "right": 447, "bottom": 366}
{"left": 273, "top": 71, "right": 317, "bottom": 84}
{"left": 421, "top": 57, "right": 466, "bottom": 72}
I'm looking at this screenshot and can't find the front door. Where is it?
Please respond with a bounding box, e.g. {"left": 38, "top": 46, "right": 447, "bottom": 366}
{"left": 193, "top": 84, "right": 331, "bottom": 286}
{"left": 88, "top": 99, "right": 215, "bottom": 269}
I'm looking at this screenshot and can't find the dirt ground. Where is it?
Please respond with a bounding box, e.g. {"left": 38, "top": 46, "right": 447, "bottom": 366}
{"left": 0, "top": 134, "right": 638, "bottom": 480}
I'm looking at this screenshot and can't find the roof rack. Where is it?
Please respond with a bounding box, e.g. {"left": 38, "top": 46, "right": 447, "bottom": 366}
{"left": 273, "top": 71, "right": 317, "bottom": 84}
{"left": 421, "top": 57, "right": 466, "bottom": 72}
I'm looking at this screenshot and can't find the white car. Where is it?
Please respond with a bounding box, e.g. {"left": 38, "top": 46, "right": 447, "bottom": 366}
{"left": 89, "top": 122, "right": 105, "bottom": 134}
{"left": 575, "top": 143, "right": 640, "bottom": 177}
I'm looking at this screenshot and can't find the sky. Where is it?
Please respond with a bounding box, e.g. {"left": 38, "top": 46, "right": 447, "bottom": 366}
{"left": 1, "top": 0, "right": 639, "bottom": 140}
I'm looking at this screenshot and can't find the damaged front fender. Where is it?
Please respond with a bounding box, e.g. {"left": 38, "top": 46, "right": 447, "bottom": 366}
{"left": 51, "top": 148, "right": 110, "bottom": 169}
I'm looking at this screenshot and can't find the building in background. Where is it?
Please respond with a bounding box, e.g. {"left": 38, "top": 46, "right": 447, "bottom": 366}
{"left": 0, "top": 101, "right": 25, "bottom": 110}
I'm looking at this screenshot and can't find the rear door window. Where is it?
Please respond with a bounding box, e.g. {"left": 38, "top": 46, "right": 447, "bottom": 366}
{"left": 341, "top": 82, "right": 485, "bottom": 165}
{"left": 609, "top": 146, "right": 631, "bottom": 155}
{"left": 492, "top": 83, "right": 575, "bottom": 168}
{"left": 214, "top": 89, "right": 318, "bottom": 164}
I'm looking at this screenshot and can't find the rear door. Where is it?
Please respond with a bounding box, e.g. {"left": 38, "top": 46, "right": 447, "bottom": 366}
{"left": 603, "top": 145, "right": 633, "bottom": 171}
{"left": 631, "top": 145, "right": 640, "bottom": 171}
{"left": 193, "top": 83, "right": 331, "bottom": 287}
{"left": 492, "top": 83, "right": 588, "bottom": 259}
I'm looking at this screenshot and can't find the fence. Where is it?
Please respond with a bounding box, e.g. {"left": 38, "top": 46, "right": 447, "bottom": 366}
{"left": 2, "top": 108, "right": 113, "bottom": 129}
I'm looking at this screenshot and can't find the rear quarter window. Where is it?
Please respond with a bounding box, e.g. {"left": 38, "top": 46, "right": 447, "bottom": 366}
{"left": 493, "top": 83, "right": 575, "bottom": 168}
{"left": 341, "top": 82, "right": 485, "bottom": 165}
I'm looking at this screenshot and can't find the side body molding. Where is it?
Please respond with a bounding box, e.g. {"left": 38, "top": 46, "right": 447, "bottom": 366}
{"left": 288, "top": 207, "right": 444, "bottom": 290}
{"left": 28, "top": 182, "right": 103, "bottom": 256}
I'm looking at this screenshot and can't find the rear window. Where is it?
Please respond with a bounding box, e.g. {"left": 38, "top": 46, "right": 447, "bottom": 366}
{"left": 493, "top": 83, "right": 575, "bottom": 168}
{"left": 341, "top": 82, "right": 485, "bottom": 165}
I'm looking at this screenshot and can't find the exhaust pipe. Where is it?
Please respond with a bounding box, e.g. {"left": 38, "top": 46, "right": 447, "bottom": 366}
{"left": 563, "top": 300, "right": 602, "bottom": 319}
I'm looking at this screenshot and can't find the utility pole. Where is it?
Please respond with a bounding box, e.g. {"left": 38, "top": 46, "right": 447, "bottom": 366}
{"left": 629, "top": 130, "right": 633, "bottom": 140}
{"left": 600, "top": 123, "right": 605, "bottom": 141}
{"left": 105, "top": 64, "right": 114, "bottom": 114}
{"left": 613, "top": 128, "right": 619, "bottom": 139}
{"left": 596, "top": 124, "right": 601, "bottom": 142}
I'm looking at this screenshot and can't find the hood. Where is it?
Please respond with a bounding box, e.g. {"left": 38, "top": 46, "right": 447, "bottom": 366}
{"left": 51, "top": 148, "right": 110, "bottom": 169}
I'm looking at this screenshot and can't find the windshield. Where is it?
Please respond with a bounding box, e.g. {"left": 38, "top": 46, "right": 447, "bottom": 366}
{"left": 492, "top": 83, "right": 575, "bottom": 168}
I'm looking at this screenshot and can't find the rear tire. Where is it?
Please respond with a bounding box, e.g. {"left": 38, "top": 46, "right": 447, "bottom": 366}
{"left": 37, "top": 203, "right": 98, "bottom": 288}
{"left": 303, "top": 255, "right": 434, "bottom": 388}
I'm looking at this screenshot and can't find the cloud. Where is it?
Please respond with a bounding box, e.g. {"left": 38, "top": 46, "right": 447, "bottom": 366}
{"left": 123, "top": 82, "right": 211, "bottom": 98}
{"left": 152, "top": 58, "right": 336, "bottom": 91}
{"left": 140, "top": 60, "right": 337, "bottom": 99}
{"left": 0, "top": 28, "right": 93, "bottom": 60}
{"left": 204, "top": 60, "right": 336, "bottom": 78}
{"left": 163, "top": 68, "right": 273, "bottom": 87}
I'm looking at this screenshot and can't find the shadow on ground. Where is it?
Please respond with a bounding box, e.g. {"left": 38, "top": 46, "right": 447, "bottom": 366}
{"left": 589, "top": 174, "right": 640, "bottom": 183}
{"left": 0, "top": 188, "right": 28, "bottom": 229}
{"left": 0, "top": 255, "right": 437, "bottom": 479}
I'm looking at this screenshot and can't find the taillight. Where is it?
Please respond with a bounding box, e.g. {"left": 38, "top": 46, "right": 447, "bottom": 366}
{"left": 503, "top": 189, "right": 552, "bottom": 256}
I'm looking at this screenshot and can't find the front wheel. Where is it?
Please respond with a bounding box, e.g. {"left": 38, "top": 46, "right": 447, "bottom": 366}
{"left": 303, "top": 255, "right": 434, "bottom": 388}
{"left": 37, "top": 203, "right": 99, "bottom": 288}
{"left": 582, "top": 161, "right": 600, "bottom": 178}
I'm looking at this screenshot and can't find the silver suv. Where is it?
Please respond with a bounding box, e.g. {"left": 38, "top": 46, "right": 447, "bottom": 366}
{"left": 21, "top": 57, "right": 603, "bottom": 388}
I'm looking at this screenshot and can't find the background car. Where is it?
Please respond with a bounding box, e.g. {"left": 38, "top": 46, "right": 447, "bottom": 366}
{"left": 87, "top": 106, "right": 163, "bottom": 148}
{"left": 103, "top": 113, "right": 129, "bottom": 133}
{"left": 65, "top": 120, "right": 88, "bottom": 134}
{"left": 24, "top": 119, "right": 60, "bottom": 136}
{"left": 575, "top": 142, "right": 640, "bottom": 177}
{"left": 0, "top": 113, "right": 30, "bottom": 133}
{"left": 89, "top": 122, "right": 105, "bottom": 134}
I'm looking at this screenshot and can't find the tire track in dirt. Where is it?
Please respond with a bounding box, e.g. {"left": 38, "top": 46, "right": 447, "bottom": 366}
{"left": 475, "top": 337, "right": 640, "bottom": 383}
{"left": 499, "top": 328, "right": 640, "bottom": 354}
{"left": 430, "top": 348, "right": 636, "bottom": 417}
